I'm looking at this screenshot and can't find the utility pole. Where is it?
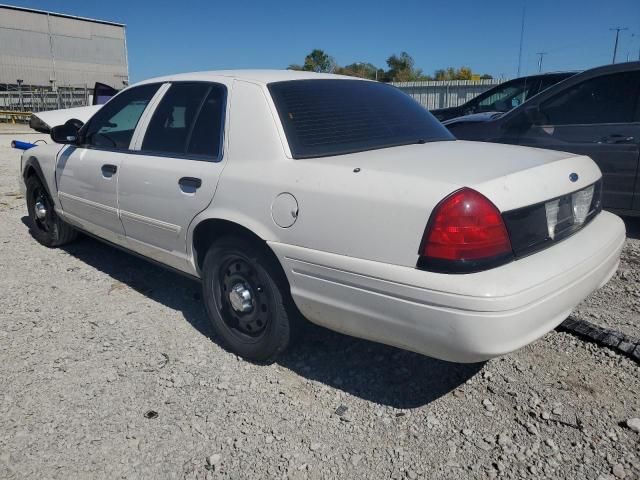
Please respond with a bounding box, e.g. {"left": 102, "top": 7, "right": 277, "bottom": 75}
{"left": 610, "top": 27, "right": 628, "bottom": 64}
{"left": 517, "top": 4, "right": 526, "bottom": 76}
{"left": 536, "top": 52, "right": 547, "bottom": 72}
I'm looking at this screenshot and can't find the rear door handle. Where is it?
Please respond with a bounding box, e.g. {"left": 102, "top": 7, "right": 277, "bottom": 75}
{"left": 178, "top": 177, "right": 202, "bottom": 192}
{"left": 101, "top": 164, "right": 117, "bottom": 177}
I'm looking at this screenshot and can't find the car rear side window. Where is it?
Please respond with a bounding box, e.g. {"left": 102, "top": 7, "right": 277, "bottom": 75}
{"left": 539, "top": 72, "right": 640, "bottom": 125}
{"left": 268, "top": 80, "right": 454, "bottom": 159}
{"left": 141, "top": 82, "right": 226, "bottom": 160}
{"left": 83, "top": 83, "right": 160, "bottom": 150}
{"left": 186, "top": 85, "right": 226, "bottom": 158}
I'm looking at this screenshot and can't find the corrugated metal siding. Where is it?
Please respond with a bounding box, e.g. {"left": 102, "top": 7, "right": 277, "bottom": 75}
{"left": 0, "top": 6, "right": 128, "bottom": 88}
{"left": 392, "top": 79, "right": 504, "bottom": 110}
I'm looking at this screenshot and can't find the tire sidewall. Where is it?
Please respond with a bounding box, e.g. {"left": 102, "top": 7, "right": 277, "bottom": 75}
{"left": 202, "top": 238, "right": 291, "bottom": 363}
{"left": 26, "top": 175, "right": 58, "bottom": 247}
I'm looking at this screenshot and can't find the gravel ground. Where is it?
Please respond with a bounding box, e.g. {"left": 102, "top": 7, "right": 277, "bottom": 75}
{"left": 1, "top": 129, "right": 639, "bottom": 480}
{"left": 572, "top": 219, "right": 640, "bottom": 340}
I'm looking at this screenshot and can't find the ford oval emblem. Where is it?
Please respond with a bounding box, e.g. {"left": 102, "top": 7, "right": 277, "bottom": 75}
{"left": 569, "top": 172, "right": 579, "bottom": 182}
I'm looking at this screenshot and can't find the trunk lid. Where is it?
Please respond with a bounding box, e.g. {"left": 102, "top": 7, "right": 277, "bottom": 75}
{"left": 315, "top": 140, "right": 601, "bottom": 212}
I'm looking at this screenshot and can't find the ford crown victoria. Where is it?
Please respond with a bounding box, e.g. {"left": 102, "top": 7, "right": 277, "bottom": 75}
{"left": 18, "top": 70, "right": 625, "bottom": 363}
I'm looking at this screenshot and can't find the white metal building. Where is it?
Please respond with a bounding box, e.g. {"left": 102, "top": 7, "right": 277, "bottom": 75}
{"left": 0, "top": 4, "right": 128, "bottom": 89}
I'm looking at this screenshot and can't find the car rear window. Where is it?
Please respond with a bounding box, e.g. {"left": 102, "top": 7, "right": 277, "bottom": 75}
{"left": 141, "top": 82, "right": 226, "bottom": 160}
{"left": 268, "top": 79, "right": 454, "bottom": 159}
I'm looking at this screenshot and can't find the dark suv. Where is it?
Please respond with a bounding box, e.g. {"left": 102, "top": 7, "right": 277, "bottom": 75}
{"left": 448, "top": 62, "right": 640, "bottom": 216}
{"left": 431, "top": 72, "right": 576, "bottom": 122}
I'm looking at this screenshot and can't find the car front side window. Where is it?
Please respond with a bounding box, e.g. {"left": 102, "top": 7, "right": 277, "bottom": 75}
{"left": 82, "top": 83, "right": 161, "bottom": 150}
{"left": 538, "top": 72, "right": 640, "bottom": 126}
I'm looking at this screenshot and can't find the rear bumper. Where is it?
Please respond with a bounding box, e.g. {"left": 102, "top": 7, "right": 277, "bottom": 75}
{"left": 270, "top": 211, "right": 625, "bottom": 362}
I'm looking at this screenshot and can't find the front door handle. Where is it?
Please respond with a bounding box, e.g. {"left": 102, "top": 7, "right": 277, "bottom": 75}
{"left": 101, "top": 164, "right": 117, "bottom": 177}
{"left": 598, "top": 134, "right": 635, "bottom": 144}
{"left": 178, "top": 177, "right": 202, "bottom": 192}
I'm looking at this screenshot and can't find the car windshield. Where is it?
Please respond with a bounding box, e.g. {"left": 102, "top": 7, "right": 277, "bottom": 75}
{"left": 472, "top": 74, "right": 574, "bottom": 114}
{"left": 474, "top": 80, "right": 537, "bottom": 113}
{"left": 268, "top": 80, "right": 454, "bottom": 159}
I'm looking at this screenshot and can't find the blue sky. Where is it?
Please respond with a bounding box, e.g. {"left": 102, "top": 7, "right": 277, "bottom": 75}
{"left": 7, "top": 0, "right": 640, "bottom": 82}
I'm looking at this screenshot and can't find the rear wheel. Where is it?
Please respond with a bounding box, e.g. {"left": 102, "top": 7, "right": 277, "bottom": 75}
{"left": 25, "top": 175, "right": 77, "bottom": 247}
{"left": 201, "top": 236, "right": 300, "bottom": 363}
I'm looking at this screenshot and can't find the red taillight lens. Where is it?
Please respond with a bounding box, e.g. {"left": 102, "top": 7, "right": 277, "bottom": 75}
{"left": 420, "top": 188, "right": 512, "bottom": 264}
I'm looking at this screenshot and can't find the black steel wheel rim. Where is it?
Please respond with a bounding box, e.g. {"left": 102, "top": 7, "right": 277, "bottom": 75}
{"left": 213, "top": 254, "right": 272, "bottom": 341}
{"left": 31, "top": 185, "right": 52, "bottom": 233}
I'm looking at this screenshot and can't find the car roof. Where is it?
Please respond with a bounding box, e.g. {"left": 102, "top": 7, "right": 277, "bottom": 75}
{"left": 508, "top": 71, "right": 578, "bottom": 81}
{"left": 134, "top": 69, "right": 363, "bottom": 86}
{"left": 523, "top": 61, "right": 640, "bottom": 100}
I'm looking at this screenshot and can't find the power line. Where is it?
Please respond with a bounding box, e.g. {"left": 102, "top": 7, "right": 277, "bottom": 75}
{"left": 536, "top": 52, "right": 548, "bottom": 72}
{"left": 610, "top": 26, "right": 628, "bottom": 64}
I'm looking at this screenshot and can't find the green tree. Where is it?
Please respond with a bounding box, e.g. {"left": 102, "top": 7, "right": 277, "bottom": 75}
{"left": 434, "top": 69, "right": 447, "bottom": 81}
{"left": 287, "top": 51, "right": 494, "bottom": 82}
{"left": 457, "top": 67, "right": 473, "bottom": 80}
{"left": 302, "top": 49, "right": 335, "bottom": 73}
{"left": 384, "top": 52, "right": 424, "bottom": 82}
{"left": 336, "top": 62, "right": 379, "bottom": 80}
{"left": 433, "top": 66, "right": 493, "bottom": 81}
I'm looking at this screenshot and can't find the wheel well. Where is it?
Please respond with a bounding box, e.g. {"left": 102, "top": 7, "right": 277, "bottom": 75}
{"left": 24, "top": 164, "right": 37, "bottom": 180}
{"left": 192, "top": 219, "right": 272, "bottom": 272}
{"left": 23, "top": 157, "right": 44, "bottom": 183}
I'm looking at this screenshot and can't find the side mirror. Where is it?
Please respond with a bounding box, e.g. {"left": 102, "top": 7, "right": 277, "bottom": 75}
{"left": 50, "top": 118, "right": 83, "bottom": 144}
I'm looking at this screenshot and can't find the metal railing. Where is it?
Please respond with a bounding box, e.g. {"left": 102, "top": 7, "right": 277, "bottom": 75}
{"left": 0, "top": 84, "right": 91, "bottom": 122}
{"left": 0, "top": 79, "right": 508, "bottom": 123}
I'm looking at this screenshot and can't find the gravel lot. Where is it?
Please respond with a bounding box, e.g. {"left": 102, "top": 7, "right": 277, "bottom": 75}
{"left": 1, "top": 127, "right": 639, "bottom": 480}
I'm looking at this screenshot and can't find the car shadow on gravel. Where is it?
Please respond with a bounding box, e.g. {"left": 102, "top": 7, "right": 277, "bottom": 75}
{"left": 25, "top": 218, "right": 483, "bottom": 409}
{"left": 280, "top": 324, "right": 484, "bottom": 409}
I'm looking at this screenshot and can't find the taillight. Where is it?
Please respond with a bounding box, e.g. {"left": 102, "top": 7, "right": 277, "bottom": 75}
{"left": 418, "top": 188, "right": 513, "bottom": 273}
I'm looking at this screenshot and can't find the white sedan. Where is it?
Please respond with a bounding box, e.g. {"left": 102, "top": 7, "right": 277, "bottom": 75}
{"left": 18, "top": 70, "right": 625, "bottom": 363}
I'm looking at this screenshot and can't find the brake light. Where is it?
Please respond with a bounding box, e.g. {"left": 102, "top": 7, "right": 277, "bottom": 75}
{"left": 419, "top": 188, "right": 513, "bottom": 273}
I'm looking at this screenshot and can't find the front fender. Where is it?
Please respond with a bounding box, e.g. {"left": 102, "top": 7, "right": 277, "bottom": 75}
{"left": 21, "top": 155, "right": 58, "bottom": 209}
{"left": 21, "top": 143, "right": 66, "bottom": 211}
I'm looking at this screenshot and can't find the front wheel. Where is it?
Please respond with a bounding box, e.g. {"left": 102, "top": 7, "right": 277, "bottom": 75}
{"left": 201, "top": 237, "right": 300, "bottom": 364}
{"left": 25, "top": 175, "right": 77, "bottom": 247}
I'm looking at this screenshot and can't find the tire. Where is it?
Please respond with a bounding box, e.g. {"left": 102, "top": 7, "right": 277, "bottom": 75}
{"left": 201, "top": 236, "right": 301, "bottom": 364}
{"left": 25, "top": 175, "right": 77, "bottom": 247}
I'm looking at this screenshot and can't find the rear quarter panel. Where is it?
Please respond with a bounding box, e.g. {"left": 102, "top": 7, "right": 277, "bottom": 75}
{"left": 187, "top": 80, "right": 456, "bottom": 270}
{"left": 190, "top": 79, "right": 605, "bottom": 276}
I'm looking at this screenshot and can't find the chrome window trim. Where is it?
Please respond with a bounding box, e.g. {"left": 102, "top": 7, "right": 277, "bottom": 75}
{"left": 130, "top": 83, "right": 171, "bottom": 150}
